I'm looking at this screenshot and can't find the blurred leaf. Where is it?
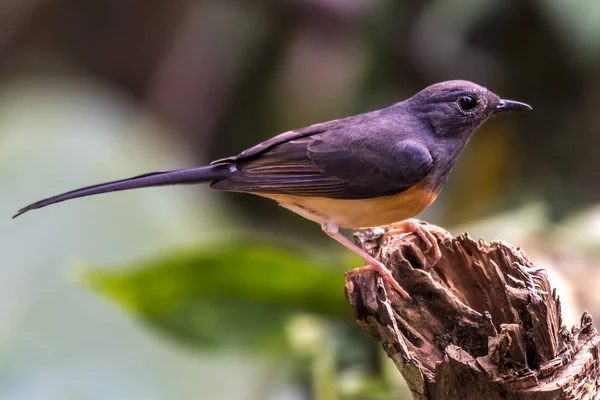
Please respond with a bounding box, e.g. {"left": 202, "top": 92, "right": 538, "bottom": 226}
{"left": 76, "top": 238, "right": 351, "bottom": 351}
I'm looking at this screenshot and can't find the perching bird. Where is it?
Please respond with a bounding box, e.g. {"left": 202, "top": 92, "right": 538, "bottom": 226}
{"left": 14, "top": 80, "right": 531, "bottom": 300}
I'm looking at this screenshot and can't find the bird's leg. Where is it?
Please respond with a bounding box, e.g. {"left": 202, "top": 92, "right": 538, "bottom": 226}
{"left": 382, "top": 219, "right": 451, "bottom": 262}
{"left": 321, "top": 221, "right": 411, "bottom": 300}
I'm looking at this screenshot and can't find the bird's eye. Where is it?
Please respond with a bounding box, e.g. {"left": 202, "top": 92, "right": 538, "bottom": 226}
{"left": 458, "top": 95, "right": 478, "bottom": 111}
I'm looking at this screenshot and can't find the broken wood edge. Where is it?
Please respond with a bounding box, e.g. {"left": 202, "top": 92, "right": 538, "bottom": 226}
{"left": 345, "top": 227, "right": 600, "bottom": 399}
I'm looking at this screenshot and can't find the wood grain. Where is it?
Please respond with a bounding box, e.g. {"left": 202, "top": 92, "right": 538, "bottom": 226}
{"left": 345, "top": 226, "right": 600, "bottom": 399}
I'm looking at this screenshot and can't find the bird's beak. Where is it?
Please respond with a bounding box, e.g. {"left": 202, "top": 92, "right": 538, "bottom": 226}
{"left": 495, "top": 99, "right": 532, "bottom": 113}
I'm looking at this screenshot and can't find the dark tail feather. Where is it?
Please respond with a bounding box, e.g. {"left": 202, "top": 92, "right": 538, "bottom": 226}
{"left": 13, "top": 164, "right": 233, "bottom": 218}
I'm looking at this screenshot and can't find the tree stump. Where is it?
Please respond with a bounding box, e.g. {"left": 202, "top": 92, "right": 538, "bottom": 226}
{"left": 345, "top": 226, "right": 600, "bottom": 399}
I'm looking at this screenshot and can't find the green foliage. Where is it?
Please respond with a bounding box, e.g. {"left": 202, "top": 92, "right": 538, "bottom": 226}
{"left": 76, "top": 238, "right": 352, "bottom": 351}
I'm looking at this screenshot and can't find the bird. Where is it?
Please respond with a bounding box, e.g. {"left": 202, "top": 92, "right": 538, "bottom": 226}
{"left": 13, "top": 80, "right": 531, "bottom": 300}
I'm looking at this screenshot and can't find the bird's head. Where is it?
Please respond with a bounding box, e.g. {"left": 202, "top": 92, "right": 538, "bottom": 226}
{"left": 406, "top": 80, "right": 531, "bottom": 140}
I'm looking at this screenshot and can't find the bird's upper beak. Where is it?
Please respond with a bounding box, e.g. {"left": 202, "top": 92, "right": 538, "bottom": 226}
{"left": 495, "top": 99, "right": 532, "bottom": 113}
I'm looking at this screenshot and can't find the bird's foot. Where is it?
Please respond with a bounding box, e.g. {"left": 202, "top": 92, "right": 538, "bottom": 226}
{"left": 346, "top": 260, "right": 411, "bottom": 300}
{"left": 383, "top": 219, "right": 451, "bottom": 263}
{"left": 322, "top": 221, "right": 411, "bottom": 300}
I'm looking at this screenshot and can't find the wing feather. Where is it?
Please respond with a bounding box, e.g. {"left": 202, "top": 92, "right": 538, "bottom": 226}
{"left": 211, "top": 124, "right": 433, "bottom": 199}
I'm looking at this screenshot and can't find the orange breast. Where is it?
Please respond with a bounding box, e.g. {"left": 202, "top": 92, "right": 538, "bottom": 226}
{"left": 255, "top": 182, "right": 439, "bottom": 229}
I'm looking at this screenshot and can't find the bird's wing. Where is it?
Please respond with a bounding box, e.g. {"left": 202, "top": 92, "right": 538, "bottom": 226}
{"left": 211, "top": 126, "right": 433, "bottom": 200}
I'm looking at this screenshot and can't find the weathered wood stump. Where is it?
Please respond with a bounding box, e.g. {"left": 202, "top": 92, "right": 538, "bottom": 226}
{"left": 345, "top": 226, "right": 600, "bottom": 399}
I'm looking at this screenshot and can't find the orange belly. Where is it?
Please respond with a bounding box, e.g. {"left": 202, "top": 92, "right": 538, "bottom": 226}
{"left": 254, "top": 182, "right": 439, "bottom": 229}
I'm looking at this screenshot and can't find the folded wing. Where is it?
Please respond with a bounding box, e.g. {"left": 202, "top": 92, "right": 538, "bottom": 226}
{"left": 212, "top": 128, "right": 433, "bottom": 200}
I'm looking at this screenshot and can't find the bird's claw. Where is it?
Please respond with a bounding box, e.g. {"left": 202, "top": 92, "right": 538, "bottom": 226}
{"left": 382, "top": 219, "right": 451, "bottom": 263}
{"left": 346, "top": 261, "right": 411, "bottom": 300}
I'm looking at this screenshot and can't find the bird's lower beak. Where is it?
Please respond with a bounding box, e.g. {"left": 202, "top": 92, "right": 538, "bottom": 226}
{"left": 495, "top": 99, "right": 532, "bottom": 113}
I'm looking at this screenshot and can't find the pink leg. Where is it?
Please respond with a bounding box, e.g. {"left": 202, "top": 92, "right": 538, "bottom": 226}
{"left": 383, "top": 219, "right": 451, "bottom": 262}
{"left": 322, "top": 221, "right": 411, "bottom": 300}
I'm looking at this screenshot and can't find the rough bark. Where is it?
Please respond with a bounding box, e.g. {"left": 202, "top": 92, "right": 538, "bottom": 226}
{"left": 345, "top": 226, "right": 600, "bottom": 400}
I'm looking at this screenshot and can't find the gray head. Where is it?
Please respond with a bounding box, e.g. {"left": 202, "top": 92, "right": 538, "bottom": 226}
{"left": 405, "top": 80, "right": 531, "bottom": 139}
{"left": 397, "top": 80, "right": 531, "bottom": 192}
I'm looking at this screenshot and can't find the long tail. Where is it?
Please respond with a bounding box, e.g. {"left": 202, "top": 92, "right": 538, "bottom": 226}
{"left": 13, "top": 164, "right": 233, "bottom": 218}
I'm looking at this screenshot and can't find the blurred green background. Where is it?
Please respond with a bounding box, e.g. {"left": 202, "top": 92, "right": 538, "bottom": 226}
{"left": 3, "top": 0, "right": 600, "bottom": 399}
